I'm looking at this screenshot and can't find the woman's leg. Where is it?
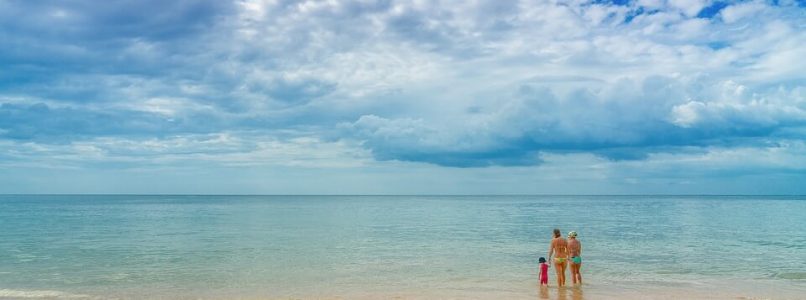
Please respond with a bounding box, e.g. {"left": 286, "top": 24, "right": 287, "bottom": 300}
{"left": 570, "top": 263, "right": 581, "bottom": 284}
{"left": 562, "top": 261, "right": 568, "bottom": 286}
{"left": 554, "top": 260, "right": 564, "bottom": 286}
{"left": 576, "top": 263, "right": 582, "bottom": 284}
{"left": 557, "top": 260, "right": 567, "bottom": 286}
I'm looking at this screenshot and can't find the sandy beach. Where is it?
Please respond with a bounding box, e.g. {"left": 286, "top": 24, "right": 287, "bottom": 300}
{"left": 21, "top": 279, "right": 799, "bottom": 300}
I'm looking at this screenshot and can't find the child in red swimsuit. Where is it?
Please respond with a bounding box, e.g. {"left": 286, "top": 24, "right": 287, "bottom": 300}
{"left": 539, "top": 257, "right": 549, "bottom": 285}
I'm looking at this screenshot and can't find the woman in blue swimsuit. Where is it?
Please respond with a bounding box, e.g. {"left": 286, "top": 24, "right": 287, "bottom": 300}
{"left": 568, "top": 231, "right": 582, "bottom": 285}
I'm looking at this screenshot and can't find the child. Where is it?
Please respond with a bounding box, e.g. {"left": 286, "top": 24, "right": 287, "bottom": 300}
{"left": 538, "top": 257, "right": 549, "bottom": 286}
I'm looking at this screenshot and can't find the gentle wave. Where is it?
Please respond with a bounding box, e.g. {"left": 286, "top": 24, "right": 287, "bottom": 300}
{"left": 776, "top": 272, "right": 806, "bottom": 280}
{"left": 0, "top": 289, "right": 89, "bottom": 299}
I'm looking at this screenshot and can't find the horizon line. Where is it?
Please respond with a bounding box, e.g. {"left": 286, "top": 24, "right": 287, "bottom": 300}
{"left": 2, "top": 193, "right": 805, "bottom": 197}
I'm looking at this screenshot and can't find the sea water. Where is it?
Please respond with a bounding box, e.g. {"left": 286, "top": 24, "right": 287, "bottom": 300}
{"left": 1, "top": 195, "right": 805, "bottom": 299}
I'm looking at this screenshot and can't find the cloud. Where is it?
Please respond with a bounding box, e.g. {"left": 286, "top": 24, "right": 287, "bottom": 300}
{"left": 342, "top": 114, "right": 543, "bottom": 167}
{"left": 0, "top": 0, "right": 804, "bottom": 193}
{"left": 0, "top": 132, "right": 370, "bottom": 171}
{"left": 342, "top": 75, "right": 805, "bottom": 166}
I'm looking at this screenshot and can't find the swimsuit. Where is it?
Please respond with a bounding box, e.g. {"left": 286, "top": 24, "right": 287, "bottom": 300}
{"left": 539, "top": 263, "right": 548, "bottom": 284}
{"left": 572, "top": 256, "right": 582, "bottom": 264}
{"left": 554, "top": 257, "right": 566, "bottom": 263}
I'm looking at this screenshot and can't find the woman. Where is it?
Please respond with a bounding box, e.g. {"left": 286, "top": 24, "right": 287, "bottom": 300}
{"left": 547, "top": 228, "right": 568, "bottom": 287}
{"left": 568, "top": 231, "right": 582, "bottom": 285}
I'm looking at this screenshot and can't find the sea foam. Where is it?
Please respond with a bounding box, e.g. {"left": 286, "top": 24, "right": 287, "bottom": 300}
{"left": 0, "top": 289, "right": 89, "bottom": 299}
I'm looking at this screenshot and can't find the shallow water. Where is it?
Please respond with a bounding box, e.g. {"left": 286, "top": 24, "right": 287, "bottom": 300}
{"left": 1, "top": 195, "right": 805, "bottom": 299}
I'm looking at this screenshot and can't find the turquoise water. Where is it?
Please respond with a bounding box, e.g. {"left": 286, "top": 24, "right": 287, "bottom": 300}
{"left": 1, "top": 195, "right": 805, "bottom": 299}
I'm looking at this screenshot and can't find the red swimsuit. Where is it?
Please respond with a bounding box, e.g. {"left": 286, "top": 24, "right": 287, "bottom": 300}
{"left": 539, "top": 263, "right": 548, "bottom": 284}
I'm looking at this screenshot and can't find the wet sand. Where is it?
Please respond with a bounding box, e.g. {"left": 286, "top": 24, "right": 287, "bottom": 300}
{"left": 91, "top": 279, "right": 806, "bottom": 300}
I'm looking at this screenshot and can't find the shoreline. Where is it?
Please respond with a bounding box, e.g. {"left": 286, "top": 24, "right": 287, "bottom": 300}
{"left": 4, "top": 280, "right": 805, "bottom": 300}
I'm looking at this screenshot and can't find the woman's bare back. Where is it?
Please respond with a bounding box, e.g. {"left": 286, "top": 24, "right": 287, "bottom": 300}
{"left": 551, "top": 237, "right": 568, "bottom": 258}
{"left": 568, "top": 238, "right": 580, "bottom": 257}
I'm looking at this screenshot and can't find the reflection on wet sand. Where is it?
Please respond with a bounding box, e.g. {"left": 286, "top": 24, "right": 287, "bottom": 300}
{"left": 571, "top": 286, "right": 583, "bottom": 300}
{"left": 539, "top": 285, "right": 549, "bottom": 299}
{"left": 538, "top": 285, "right": 584, "bottom": 300}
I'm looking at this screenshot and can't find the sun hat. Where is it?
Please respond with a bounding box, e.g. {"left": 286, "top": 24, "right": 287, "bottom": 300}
{"left": 568, "top": 231, "right": 577, "bottom": 238}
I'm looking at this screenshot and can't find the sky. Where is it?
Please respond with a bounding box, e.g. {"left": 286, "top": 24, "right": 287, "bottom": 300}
{"left": 0, "top": 0, "right": 805, "bottom": 194}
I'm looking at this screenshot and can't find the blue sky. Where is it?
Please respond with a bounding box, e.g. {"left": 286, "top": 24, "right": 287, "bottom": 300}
{"left": 1, "top": 0, "right": 804, "bottom": 194}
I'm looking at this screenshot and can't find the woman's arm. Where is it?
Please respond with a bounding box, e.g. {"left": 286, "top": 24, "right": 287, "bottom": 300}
{"left": 547, "top": 239, "right": 554, "bottom": 260}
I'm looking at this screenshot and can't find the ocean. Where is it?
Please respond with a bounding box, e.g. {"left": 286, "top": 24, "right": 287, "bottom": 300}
{"left": 1, "top": 195, "right": 805, "bottom": 299}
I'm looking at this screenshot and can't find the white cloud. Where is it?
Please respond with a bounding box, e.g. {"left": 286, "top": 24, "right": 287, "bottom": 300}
{"left": 0, "top": 0, "right": 804, "bottom": 193}
{"left": 668, "top": 0, "right": 710, "bottom": 17}
{"left": 721, "top": 1, "right": 767, "bottom": 24}
{"left": 0, "top": 133, "right": 372, "bottom": 170}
